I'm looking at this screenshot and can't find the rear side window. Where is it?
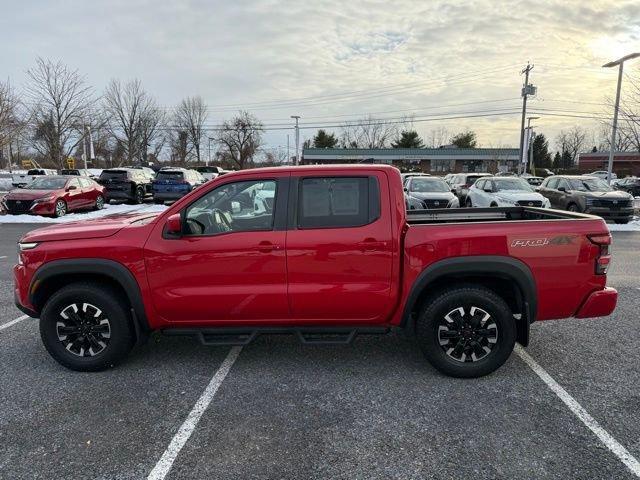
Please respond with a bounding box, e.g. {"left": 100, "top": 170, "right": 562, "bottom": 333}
{"left": 298, "top": 176, "right": 380, "bottom": 229}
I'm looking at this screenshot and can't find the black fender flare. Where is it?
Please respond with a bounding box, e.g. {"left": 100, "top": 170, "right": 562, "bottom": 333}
{"left": 29, "top": 258, "right": 150, "bottom": 335}
{"left": 401, "top": 256, "right": 537, "bottom": 344}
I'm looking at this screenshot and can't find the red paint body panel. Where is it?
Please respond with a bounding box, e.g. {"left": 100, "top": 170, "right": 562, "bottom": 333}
{"left": 14, "top": 165, "right": 617, "bottom": 333}
{"left": 3, "top": 179, "right": 104, "bottom": 216}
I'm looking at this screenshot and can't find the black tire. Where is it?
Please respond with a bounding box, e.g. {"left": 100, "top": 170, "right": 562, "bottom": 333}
{"left": 465, "top": 198, "right": 472, "bottom": 207}
{"left": 615, "top": 219, "right": 629, "bottom": 224}
{"left": 154, "top": 198, "right": 164, "bottom": 205}
{"left": 39, "top": 283, "right": 134, "bottom": 371}
{"left": 490, "top": 202, "right": 498, "bottom": 207}
{"left": 567, "top": 203, "right": 580, "bottom": 212}
{"left": 94, "top": 195, "right": 104, "bottom": 210}
{"left": 53, "top": 199, "right": 67, "bottom": 217}
{"left": 134, "top": 187, "right": 144, "bottom": 204}
{"left": 415, "top": 285, "right": 516, "bottom": 378}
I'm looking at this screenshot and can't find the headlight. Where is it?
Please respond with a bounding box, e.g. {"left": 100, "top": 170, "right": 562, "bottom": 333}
{"left": 543, "top": 198, "right": 551, "bottom": 208}
{"left": 497, "top": 196, "right": 517, "bottom": 206}
{"left": 32, "top": 195, "right": 55, "bottom": 204}
{"left": 17, "top": 242, "right": 38, "bottom": 265}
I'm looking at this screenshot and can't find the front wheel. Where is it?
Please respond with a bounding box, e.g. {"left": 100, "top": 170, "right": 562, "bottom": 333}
{"left": 134, "top": 187, "right": 144, "bottom": 204}
{"left": 567, "top": 203, "right": 580, "bottom": 212}
{"left": 94, "top": 195, "right": 104, "bottom": 210}
{"left": 415, "top": 286, "right": 516, "bottom": 378}
{"left": 39, "top": 283, "right": 134, "bottom": 371}
{"left": 54, "top": 199, "right": 67, "bottom": 217}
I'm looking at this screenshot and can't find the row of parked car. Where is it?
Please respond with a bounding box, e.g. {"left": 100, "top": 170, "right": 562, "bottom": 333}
{"left": 402, "top": 171, "right": 637, "bottom": 224}
{"left": 1, "top": 165, "right": 230, "bottom": 217}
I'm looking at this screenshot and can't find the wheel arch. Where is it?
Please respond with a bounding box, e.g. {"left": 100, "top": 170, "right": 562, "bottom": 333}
{"left": 401, "top": 256, "right": 537, "bottom": 346}
{"left": 29, "top": 259, "right": 150, "bottom": 340}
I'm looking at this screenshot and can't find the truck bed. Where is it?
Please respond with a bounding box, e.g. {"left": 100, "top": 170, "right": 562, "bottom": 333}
{"left": 406, "top": 206, "right": 589, "bottom": 224}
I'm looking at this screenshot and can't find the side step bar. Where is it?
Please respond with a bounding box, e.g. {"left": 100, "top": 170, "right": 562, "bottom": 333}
{"left": 162, "top": 326, "right": 389, "bottom": 346}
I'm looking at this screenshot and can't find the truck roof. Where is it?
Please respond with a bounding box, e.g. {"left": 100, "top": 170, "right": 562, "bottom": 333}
{"left": 223, "top": 164, "right": 399, "bottom": 176}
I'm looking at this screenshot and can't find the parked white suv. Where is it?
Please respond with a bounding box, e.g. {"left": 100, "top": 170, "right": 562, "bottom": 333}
{"left": 466, "top": 176, "right": 550, "bottom": 208}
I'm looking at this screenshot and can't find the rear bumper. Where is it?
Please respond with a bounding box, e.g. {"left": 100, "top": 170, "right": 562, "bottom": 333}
{"left": 575, "top": 287, "right": 618, "bottom": 319}
{"left": 153, "top": 191, "right": 189, "bottom": 200}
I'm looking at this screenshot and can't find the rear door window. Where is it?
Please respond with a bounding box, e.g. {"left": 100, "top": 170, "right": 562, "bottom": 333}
{"left": 298, "top": 176, "right": 379, "bottom": 229}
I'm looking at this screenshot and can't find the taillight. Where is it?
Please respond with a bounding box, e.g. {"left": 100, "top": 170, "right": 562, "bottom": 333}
{"left": 588, "top": 234, "right": 611, "bottom": 275}
{"left": 462, "top": 183, "right": 470, "bottom": 189}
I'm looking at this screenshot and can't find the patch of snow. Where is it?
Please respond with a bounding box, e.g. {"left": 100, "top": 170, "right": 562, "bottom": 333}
{"left": 0, "top": 178, "right": 12, "bottom": 191}
{"left": 608, "top": 216, "right": 640, "bottom": 232}
{"left": 0, "top": 202, "right": 168, "bottom": 224}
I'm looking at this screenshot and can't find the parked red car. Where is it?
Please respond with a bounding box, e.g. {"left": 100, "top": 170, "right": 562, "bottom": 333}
{"left": 2, "top": 175, "right": 105, "bottom": 217}
{"left": 14, "top": 165, "right": 617, "bottom": 377}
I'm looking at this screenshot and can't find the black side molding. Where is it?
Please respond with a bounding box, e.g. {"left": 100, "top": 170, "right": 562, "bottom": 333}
{"left": 401, "top": 255, "right": 538, "bottom": 330}
{"left": 29, "top": 258, "right": 150, "bottom": 334}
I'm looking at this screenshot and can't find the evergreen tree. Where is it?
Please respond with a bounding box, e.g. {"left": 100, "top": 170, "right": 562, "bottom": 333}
{"left": 392, "top": 130, "right": 425, "bottom": 148}
{"left": 552, "top": 152, "right": 561, "bottom": 170}
{"left": 312, "top": 129, "right": 338, "bottom": 148}
{"left": 450, "top": 130, "right": 477, "bottom": 148}
{"left": 531, "top": 134, "right": 552, "bottom": 169}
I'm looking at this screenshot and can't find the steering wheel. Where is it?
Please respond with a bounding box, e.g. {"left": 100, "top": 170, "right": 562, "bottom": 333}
{"left": 212, "top": 208, "right": 233, "bottom": 231}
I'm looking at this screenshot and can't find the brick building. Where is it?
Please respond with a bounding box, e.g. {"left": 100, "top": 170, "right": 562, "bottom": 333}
{"left": 577, "top": 151, "right": 640, "bottom": 177}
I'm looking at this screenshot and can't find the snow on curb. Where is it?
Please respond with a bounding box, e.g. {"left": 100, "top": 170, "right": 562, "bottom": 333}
{"left": 0, "top": 202, "right": 168, "bottom": 223}
{"left": 607, "top": 218, "right": 640, "bottom": 232}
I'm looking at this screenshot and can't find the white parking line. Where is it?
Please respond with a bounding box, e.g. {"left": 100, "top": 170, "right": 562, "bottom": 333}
{"left": 515, "top": 345, "right": 640, "bottom": 478}
{"left": 0, "top": 255, "right": 7, "bottom": 259}
{"left": 0, "top": 315, "right": 29, "bottom": 331}
{"left": 147, "top": 346, "right": 243, "bottom": 480}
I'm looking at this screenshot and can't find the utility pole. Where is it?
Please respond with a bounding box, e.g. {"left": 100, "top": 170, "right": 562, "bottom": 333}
{"left": 82, "top": 124, "right": 89, "bottom": 170}
{"left": 291, "top": 116, "right": 300, "bottom": 165}
{"left": 207, "top": 137, "right": 212, "bottom": 166}
{"left": 518, "top": 63, "right": 535, "bottom": 175}
{"left": 286, "top": 134, "right": 290, "bottom": 165}
{"left": 602, "top": 53, "right": 640, "bottom": 184}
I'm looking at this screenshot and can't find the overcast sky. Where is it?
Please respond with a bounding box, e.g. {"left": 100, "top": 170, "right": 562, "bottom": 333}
{"left": 1, "top": 0, "right": 639, "bottom": 154}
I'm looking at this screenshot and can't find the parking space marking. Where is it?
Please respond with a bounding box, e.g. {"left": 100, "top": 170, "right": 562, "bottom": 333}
{"left": 147, "top": 346, "right": 243, "bottom": 480}
{"left": 0, "top": 315, "right": 29, "bottom": 331}
{"left": 0, "top": 255, "right": 7, "bottom": 259}
{"left": 515, "top": 345, "right": 640, "bottom": 478}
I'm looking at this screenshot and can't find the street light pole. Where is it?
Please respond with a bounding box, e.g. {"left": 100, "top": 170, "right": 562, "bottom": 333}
{"left": 524, "top": 116, "right": 539, "bottom": 175}
{"left": 291, "top": 116, "right": 300, "bottom": 165}
{"left": 207, "top": 137, "right": 212, "bottom": 166}
{"left": 602, "top": 52, "right": 640, "bottom": 184}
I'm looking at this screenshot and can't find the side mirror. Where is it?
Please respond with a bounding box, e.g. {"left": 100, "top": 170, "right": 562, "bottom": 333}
{"left": 66, "top": 185, "right": 77, "bottom": 191}
{"left": 558, "top": 186, "right": 566, "bottom": 192}
{"left": 231, "top": 201, "right": 241, "bottom": 214}
{"left": 165, "top": 213, "right": 182, "bottom": 236}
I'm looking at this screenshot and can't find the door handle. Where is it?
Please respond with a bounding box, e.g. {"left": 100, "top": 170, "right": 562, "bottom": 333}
{"left": 256, "top": 241, "right": 281, "bottom": 252}
{"left": 356, "top": 238, "right": 387, "bottom": 251}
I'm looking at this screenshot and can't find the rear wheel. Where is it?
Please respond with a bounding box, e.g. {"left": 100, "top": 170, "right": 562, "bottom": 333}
{"left": 567, "top": 203, "right": 580, "bottom": 212}
{"left": 615, "top": 219, "right": 629, "bottom": 224}
{"left": 415, "top": 286, "right": 516, "bottom": 378}
{"left": 134, "top": 187, "right": 144, "bottom": 204}
{"left": 54, "top": 199, "right": 67, "bottom": 217}
{"left": 465, "top": 198, "right": 472, "bottom": 207}
{"left": 154, "top": 198, "right": 164, "bottom": 205}
{"left": 94, "top": 195, "right": 104, "bottom": 210}
{"left": 39, "top": 283, "right": 134, "bottom": 371}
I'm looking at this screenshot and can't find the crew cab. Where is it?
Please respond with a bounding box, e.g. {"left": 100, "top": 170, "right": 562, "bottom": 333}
{"left": 14, "top": 165, "right": 618, "bottom": 378}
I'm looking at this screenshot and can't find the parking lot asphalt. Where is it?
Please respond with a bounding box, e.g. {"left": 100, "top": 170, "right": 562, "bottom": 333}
{"left": 0, "top": 224, "right": 639, "bottom": 479}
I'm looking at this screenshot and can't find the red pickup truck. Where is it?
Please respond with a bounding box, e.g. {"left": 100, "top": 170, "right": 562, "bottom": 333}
{"left": 14, "top": 165, "right": 617, "bottom": 377}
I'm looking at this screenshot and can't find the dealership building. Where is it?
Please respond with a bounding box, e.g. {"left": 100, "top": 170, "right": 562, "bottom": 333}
{"left": 302, "top": 147, "right": 520, "bottom": 174}
{"left": 577, "top": 151, "right": 640, "bottom": 176}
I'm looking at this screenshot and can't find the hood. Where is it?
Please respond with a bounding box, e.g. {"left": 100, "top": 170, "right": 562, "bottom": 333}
{"left": 20, "top": 212, "right": 158, "bottom": 243}
{"left": 495, "top": 191, "right": 546, "bottom": 202}
{"left": 5, "top": 189, "right": 59, "bottom": 200}
{"left": 407, "top": 191, "right": 455, "bottom": 201}
{"left": 579, "top": 190, "right": 633, "bottom": 199}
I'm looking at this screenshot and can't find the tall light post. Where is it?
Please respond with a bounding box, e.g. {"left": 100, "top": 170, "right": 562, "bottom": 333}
{"left": 524, "top": 116, "right": 540, "bottom": 175}
{"left": 291, "top": 116, "right": 300, "bottom": 165}
{"left": 602, "top": 52, "right": 640, "bottom": 184}
{"left": 207, "top": 137, "right": 214, "bottom": 166}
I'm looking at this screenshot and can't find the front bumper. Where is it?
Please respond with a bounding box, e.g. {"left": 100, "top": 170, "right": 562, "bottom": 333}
{"left": 575, "top": 287, "right": 618, "bottom": 319}
{"left": 585, "top": 207, "right": 634, "bottom": 219}
{"left": 13, "top": 264, "right": 37, "bottom": 317}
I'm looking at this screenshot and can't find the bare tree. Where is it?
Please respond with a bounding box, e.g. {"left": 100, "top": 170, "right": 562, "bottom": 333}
{"left": 25, "top": 58, "right": 93, "bottom": 168}
{"left": 556, "top": 126, "right": 587, "bottom": 165}
{"left": 214, "top": 111, "right": 263, "bottom": 170}
{"left": 169, "top": 129, "right": 191, "bottom": 165}
{"left": 0, "top": 79, "right": 24, "bottom": 169}
{"left": 340, "top": 115, "right": 402, "bottom": 148}
{"left": 425, "top": 126, "right": 450, "bottom": 148}
{"left": 174, "top": 96, "right": 207, "bottom": 163}
{"left": 103, "top": 78, "right": 163, "bottom": 165}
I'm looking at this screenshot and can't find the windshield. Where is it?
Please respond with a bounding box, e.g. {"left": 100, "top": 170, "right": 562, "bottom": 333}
{"left": 24, "top": 177, "right": 67, "bottom": 190}
{"left": 60, "top": 169, "right": 80, "bottom": 175}
{"left": 409, "top": 178, "right": 450, "bottom": 193}
{"left": 567, "top": 178, "right": 612, "bottom": 192}
{"left": 494, "top": 178, "right": 533, "bottom": 192}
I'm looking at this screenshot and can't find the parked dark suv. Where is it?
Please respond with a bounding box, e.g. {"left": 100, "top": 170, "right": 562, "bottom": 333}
{"left": 539, "top": 175, "right": 634, "bottom": 224}
{"left": 615, "top": 177, "right": 640, "bottom": 197}
{"left": 449, "top": 172, "right": 491, "bottom": 205}
{"left": 97, "top": 168, "right": 153, "bottom": 204}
